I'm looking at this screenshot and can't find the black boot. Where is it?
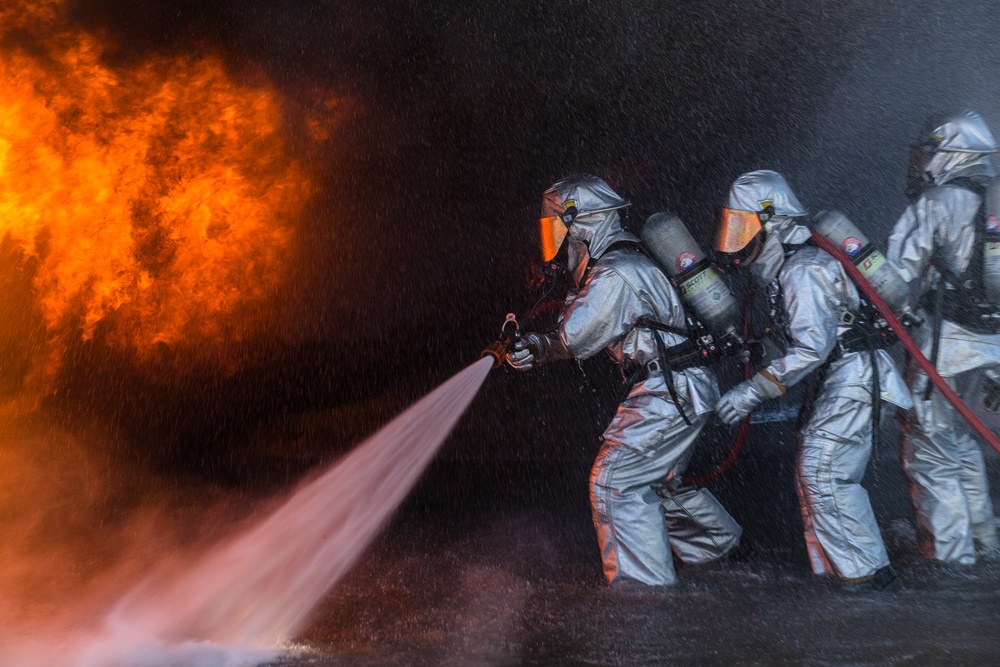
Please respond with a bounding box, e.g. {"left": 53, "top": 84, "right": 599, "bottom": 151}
{"left": 841, "top": 565, "right": 904, "bottom": 593}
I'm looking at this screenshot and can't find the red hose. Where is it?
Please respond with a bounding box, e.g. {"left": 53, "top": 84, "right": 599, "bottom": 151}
{"left": 810, "top": 231, "right": 1000, "bottom": 456}
{"left": 683, "top": 284, "right": 755, "bottom": 486}
{"left": 683, "top": 416, "right": 750, "bottom": 485}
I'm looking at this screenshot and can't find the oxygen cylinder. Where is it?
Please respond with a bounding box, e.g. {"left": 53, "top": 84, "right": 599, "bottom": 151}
{"left": 983, "top": 181, "right": 1000, "bottom": 305}
{"left": 642, "top": 212, "right": 739, "bottom": 338}
{"left": 813, "top": 210, "right": 911, "bottom": 316}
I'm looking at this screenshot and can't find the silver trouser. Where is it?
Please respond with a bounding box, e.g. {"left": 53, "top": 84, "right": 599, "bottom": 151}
{"left": 590, "top": 392, "right": 742, "bottom": 587}
{"left": 902, "top": 370, "right": 1000, "bottom": 564}
{"left": 795, "top": 395, "right": 890, "bottom": 581}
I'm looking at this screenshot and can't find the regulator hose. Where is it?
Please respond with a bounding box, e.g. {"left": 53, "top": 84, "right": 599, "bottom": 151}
{"left": 810, "top": 230, "right": 1000, "bottom": 456}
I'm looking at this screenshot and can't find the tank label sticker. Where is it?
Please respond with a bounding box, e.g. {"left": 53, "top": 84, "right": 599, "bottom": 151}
{"left": 676, "top": 251, "right": 698, "bottom": 273}
{"left": 841, "top": 236, "right": 864, "bottom": 257}
{"left": 987, "top": 214, "right": 1000, "bottom": 234}
{"left": 857, "top": 249, "right": 886, "bottom": 278}
{"left": 679, "top": 266, "right": 724, "bottom": 310}
{"left": 985, "top": 241, "right": 1000, "bottom": 257}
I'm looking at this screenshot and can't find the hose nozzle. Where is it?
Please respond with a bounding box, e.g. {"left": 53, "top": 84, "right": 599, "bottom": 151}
{"left": 481, "top": 340, "right": 508, "bottom": 368}
{"left": 481, "top": 313, "right": 520, "bottom": 368}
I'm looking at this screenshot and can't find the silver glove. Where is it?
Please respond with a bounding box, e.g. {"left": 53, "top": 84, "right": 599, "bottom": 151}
{"left": 506, "top": 332, "right": 547, "bottom": 371}
{"left": 716, "top": 371, "right": 785, "bottom": 425}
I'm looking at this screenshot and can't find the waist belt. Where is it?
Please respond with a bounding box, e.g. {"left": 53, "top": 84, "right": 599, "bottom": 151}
{"left": 837, "top": 310, "right": 899, "bottom": 353}
{"left": 623, "top": 341, "right": 707, "bottom": 385}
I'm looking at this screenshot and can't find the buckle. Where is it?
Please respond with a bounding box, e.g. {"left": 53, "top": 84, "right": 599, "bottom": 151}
{"left": 647, "top": 359, "right": 662, "bottom": 374}
{"left": 839, "top": 310, "right": 856, "bottom": 326}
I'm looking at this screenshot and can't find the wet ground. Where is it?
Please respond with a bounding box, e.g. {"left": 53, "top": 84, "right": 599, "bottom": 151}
{"left": 266, "top": 436, "right": 1000, "bottom": 667}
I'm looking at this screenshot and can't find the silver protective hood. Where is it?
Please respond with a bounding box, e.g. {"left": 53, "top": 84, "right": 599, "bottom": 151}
{"left": 542, "top": 174, "right": 630, "bottom": 219}
{"left": 921, "top": 110, "right": 1000, "bottom": 186}
{"left": 542, "top": 174, "right": 636, "bottom": 279}
{"left": 924, "top": 150, "right": 998, "bottom": 186}
{"left": 727, "top": 170, "right": 808, "bottom": 217}
{"left": 927, "top": 109, "right": 999, "bottom": 154}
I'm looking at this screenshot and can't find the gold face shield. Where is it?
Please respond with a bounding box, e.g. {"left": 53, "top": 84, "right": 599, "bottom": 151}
{"left": 539, "top": 198, "right": 578, "bottom": 262}
{"left": 540, "top": 215, "right": 569, "bottom": 262}
{"left": 716, "top": 207, "right": 763, "bottom": 254}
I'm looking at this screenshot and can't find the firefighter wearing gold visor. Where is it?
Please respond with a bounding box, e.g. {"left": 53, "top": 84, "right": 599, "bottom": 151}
{"left": 715, "top": 170, "right": 911, "bottom": 591}
{"left": 508, "top": 174, "right": 742, "bottom": 589}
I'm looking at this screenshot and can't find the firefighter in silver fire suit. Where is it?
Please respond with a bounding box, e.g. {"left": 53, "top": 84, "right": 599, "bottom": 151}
{"left": 715, "top": 170, "right": 911, "bottom": 590}
{"left": 887, "top": 109, "right": 1000, "bottom": 565}
{"left": 507, "top": 174, "right": 742, "bottom": 588}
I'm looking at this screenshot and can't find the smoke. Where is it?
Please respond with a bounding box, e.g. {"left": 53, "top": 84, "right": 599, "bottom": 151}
{"left": 0, "top": 408, "right": 269, "bottom": 663}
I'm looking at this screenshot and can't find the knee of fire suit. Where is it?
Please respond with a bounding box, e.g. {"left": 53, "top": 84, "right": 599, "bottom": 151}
{"left": 657, "top": 484, "right": 742, "bottom": 564}
{"left": 797, "top": 430, "right": 870, "bottom": 514}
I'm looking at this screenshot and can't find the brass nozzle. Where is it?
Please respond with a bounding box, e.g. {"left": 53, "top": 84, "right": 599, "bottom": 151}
{"left": 481, "top": 340, "right": 507, "bottom": 368}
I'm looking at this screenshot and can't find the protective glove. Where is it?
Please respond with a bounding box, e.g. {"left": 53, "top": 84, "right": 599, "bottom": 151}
{"left": 506, "top": 332, "right": 548, "bottom": 371}
{"left": 716, "top": 370, "right": 785, "bottom": 426}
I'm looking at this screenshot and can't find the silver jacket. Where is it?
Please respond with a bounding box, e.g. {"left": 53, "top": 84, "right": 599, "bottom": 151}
{"left": 545, "top": 214, "right": 717, "bottom": 416}
{"left": 888, "top": 172, "right": 1000, "bottom": 375}
{"left": 755, "top": 219, "right": 911, "bottom": 410}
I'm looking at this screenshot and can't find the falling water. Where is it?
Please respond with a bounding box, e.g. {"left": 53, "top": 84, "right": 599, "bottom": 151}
{"left": 59, "top": 356, "right": 495, "bottom": 667}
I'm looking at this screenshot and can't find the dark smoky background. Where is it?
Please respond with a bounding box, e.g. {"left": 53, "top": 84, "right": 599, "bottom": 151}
{"left": 0, "top": 3, "right": 989, "bottom": 660}
{"left": 0, "top": 3, "right": 996, "bottom": 655}
{"left": 42, "top": 1, "right": 1000, "bottom": 496}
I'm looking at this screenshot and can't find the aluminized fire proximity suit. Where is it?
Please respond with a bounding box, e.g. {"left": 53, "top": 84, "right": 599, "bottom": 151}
{"left": 887, "top": 110, "right": 1000, "bottom": 564}
{"left": 509, "top": 174, "right": 741, "bottom": 587}
{"left": 716, "top": 171, "right": 911, "bottom": 586}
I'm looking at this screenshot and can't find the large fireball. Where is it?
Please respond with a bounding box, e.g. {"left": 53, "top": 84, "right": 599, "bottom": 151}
{"left": 0, "top": 1, "right": 314, "bottom": 390}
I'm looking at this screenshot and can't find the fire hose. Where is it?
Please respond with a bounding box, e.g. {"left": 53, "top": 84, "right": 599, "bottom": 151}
{"left": 810, "top": 230, "right": 1000, "bottom": 456}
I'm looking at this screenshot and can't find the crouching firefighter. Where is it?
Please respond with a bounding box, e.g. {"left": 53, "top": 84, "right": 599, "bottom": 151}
{"left": 506, "top": 174, "right": 742, "bottom": 588}
{"left": 888, "top": 109, "right": 1000, "bottom": 565}
{"left": 714, "top": 170, "right": 912, "bottom": 591}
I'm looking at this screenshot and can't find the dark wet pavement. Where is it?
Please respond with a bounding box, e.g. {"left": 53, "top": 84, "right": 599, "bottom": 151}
{"left": 269, "top": 442, "right": 1000, "bottom": 666}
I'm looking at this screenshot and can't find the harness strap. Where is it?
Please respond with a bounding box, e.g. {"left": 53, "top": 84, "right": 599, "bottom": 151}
{"left": 869, "top": 348, "right": 882, "bottom": 481}
{"left": 922, "top": 178, "right": 990, "bottom": 398}
{"left": 651, "top": 327, "right": 692, "bottom": 426}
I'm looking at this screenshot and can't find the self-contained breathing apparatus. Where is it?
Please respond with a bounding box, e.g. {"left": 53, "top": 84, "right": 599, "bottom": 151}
{"left": 544, "top": 236, "right": 736, "bottom": 426}
{"left": 915, "top": 178, "right": 1000, "bottom": 402}
{"left": 636, "top": 212, "right": 749, "bottom": 424}
{"left": 920, "top": 178, "right": 1000, "bottom": 333}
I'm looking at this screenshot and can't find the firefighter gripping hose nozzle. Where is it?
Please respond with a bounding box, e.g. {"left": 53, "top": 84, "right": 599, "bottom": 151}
{"left": 481, "top": 313, "right": 523, "bottom": 368}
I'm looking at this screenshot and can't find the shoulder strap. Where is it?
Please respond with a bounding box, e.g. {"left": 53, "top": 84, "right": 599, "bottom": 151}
{"left": 934, "top": 177, "right": 987, "bottom": 297}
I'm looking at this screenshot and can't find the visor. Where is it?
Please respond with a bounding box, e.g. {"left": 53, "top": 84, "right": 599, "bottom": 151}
{"left": 540, "top": 215, "right": 569, "bottom": 262}
{"left": 716, "top": 208, "right": 762, "bottom": 254}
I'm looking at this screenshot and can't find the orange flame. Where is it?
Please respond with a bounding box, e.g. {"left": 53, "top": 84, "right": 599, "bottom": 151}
{"left": 0, "top": 1, "right": 315, "bottom": 387}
